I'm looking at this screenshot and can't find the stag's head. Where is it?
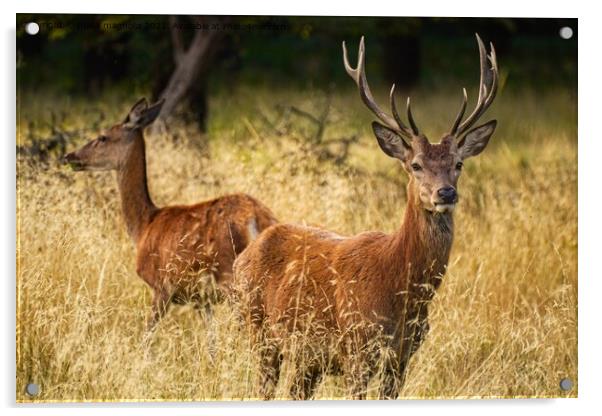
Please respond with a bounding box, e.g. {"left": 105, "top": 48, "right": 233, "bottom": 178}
{"left": 343, "top": 34, "right": 498, "bottom": 213}
{"left": 64, "top": 98, "right": 164, "bottom": 171}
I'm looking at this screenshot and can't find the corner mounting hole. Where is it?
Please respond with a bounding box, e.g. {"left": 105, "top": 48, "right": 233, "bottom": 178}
{"left": 25, "top": 22, "right": 40, "bottom": 35}
{"left": 559, "top": 26, "right": 573, "bottom": 40}
{"left": 26, "top": 383, "right": 39, "bottom": 396}
{"left": 559, "top": 378, "right": 573, "bottom": 391}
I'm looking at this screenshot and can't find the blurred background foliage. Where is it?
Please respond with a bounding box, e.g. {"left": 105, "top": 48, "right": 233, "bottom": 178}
{"left": 17, "top": 15, "right": 576, "bottom": 112}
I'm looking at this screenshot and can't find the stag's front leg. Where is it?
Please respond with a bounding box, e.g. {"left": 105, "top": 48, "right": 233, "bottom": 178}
{"left": 195, "top": 302, "right": 216, "bottom": 362}
{"left": 379, "top": 351, "right": 402, "bottom": 400}
{"left": 343, "top": 346, "right": 371, "bottom": 399}
{"left": 290, "top": 354, "right": 324, "bottom": 400}
{"left": 146, "top": 289, "right": 171, "bottom": 332}
{"left": 290, "top": 367, "right": 322, "bottom": 400}
{"left": 379, "top": 312, "right": 430, "bottom": 399}
{"left": 259, "top": 339, "right": 283, "bottom": 400}
{"left": 345, "top": 363, "right": 371, "bottom": 399}
{"left": 410, "top": 308, "right": 430, "bottom": 355}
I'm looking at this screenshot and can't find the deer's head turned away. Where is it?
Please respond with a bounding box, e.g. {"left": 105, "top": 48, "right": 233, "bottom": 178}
{"left": 64, "top": 98, "right": 164, "bottom": 171}
{"left": 62, "top": 96, "right": 277, "bottom": 336}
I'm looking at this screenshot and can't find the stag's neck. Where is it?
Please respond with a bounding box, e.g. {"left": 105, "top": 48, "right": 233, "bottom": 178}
{"left": 116, "top": 135, "right": 157, "bottom": 243}
{"left": 390, "top": 181, "right": 454, "bottom": 295}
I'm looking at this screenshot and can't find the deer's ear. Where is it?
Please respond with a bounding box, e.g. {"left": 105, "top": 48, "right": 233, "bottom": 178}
{"left": 125, "top": 99, "right": 164, "bottom": 129}
{"left": 124, "top": 98, "right": 149, "bottom": 124}
{"left": 134, "top": 99, "right": 165, "bottom": 129}
{"left": 458, "top": 120, "right": 497, "bottom": 159}
{"left": 372, "top": 122, "right": 412, "bottom": 162}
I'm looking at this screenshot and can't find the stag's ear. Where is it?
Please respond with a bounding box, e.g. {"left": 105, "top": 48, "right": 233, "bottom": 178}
{"left": 372, "top": 122, "right": 412, "bottom": 162}
{"left": 124, "top": 99, "right": 164, "bottom": 130}
{"left": 457, "top": 120, "right": 497, "bottom": 159}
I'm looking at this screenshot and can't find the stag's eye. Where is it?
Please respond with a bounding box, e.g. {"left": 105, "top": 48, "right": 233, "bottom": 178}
{"left": 98, "top": 135, "right": 108, "bottom": 143}
{"left": 411, "top": 163, "right": 422, "bottom": 172}
{"left": 455, "top": 162, "right": 463, "bottom": 171}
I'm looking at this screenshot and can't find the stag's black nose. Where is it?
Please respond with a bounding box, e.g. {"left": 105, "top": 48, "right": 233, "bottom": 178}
{"left": 437, "top": 187, "right": 457, "bottom": 204}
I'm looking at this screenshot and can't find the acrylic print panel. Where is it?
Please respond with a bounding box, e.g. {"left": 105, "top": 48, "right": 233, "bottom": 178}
{"left": 16, "top": 14, "right": 577, "bottom": 402}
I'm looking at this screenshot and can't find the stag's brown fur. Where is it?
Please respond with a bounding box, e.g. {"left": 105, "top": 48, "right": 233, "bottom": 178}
{"left": 234, "top": 157, "right": 452, "bottom": 400}
{"left": 233, "top": 35, "right": 498, "bottom": 400}
{"left": 64, "top": 98, "right": 277, "bottom": 331}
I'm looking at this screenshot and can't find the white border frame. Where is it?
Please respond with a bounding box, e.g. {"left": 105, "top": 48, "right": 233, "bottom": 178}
{"left": 3, "top": 1, "right": 599, "bottom": 415}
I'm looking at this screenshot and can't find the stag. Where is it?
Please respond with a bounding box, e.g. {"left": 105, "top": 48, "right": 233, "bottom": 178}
{"left": 233, "top": 34, "right": 498, "bottom": 399}
{"left": 64, "top": 98, "right": 277, "bottom": 334}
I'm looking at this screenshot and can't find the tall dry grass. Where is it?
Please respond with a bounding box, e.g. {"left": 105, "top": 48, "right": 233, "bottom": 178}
{"left": 16, "top": 86, "right": 577, "bottom": 401}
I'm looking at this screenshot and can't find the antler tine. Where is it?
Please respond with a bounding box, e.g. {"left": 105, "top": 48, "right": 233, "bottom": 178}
{"left": 473, "top": 41, "right": 498, "bottom": 118}
{"left": 342, "top": 37, "right": 360, "bottom": 81}
{"left": 454, "top": 33, "right": 499, "bottom": 136}
{"left": 483, "top": 42, "right": 499, "bottom": 108}
{"left": 343, "top": 37, "right": 413, "bottom": 137}
{"left": 406, "top": 97, "right": 420, "bottom": 135}
{"left": 457, "top": 34, "right": 488, "bottom": 132}
{"left": 450, "top": 88, "right": 468, "bottom": 135}
{"left": 389, "top": 84, "right": 412, "bottom": 133}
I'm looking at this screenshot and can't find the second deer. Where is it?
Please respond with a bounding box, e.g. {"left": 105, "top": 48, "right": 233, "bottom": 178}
{"left": 234, "top": 34, "right": 499, "bottom": 399}
{"left": 64, "top": 98, "right": 277, "bottom": 335}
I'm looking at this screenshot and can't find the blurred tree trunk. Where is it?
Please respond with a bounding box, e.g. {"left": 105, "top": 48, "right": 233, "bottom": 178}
{"left": 154, "top": 16, "right": 223, "bottom": 133}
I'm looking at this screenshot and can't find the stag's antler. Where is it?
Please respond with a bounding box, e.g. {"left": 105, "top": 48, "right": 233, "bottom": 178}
{"left": 343, "top": 36, "right": 418, "bottom": 138}
{"left": 449, "top": 34, "right": 499, "bottom": 137}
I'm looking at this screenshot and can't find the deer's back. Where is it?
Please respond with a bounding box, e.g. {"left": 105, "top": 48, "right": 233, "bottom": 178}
{"left": 137, "top": 193, "right": 276, "bottom": 296}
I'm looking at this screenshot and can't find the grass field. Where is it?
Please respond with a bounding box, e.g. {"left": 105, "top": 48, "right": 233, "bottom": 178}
{"left": 16, "top": 85, "right": 577, "bottom": 401}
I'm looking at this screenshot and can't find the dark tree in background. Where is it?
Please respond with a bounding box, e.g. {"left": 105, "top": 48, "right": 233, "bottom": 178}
{"left": 154, "top": 15, "right": 226, "bottom": 132}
